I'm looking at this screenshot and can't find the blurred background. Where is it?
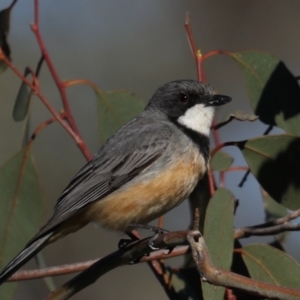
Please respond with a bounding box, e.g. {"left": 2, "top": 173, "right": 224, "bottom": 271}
{"left": 1, "top": 0, "right": 300, "bottom": 299}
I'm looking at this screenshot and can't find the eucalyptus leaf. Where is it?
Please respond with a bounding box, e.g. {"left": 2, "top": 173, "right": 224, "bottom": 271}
{"left": 0, "top": 149, "right": 43, "bottom": 299}
{"left": 242, "top": 244, "right": 300, "bottom": 288}
{"left": 238, "top": 134, "right": 300, "bottom": 210}
{"left": 13, "top": 68, "right": 30, "bottom": 121}
{"left": 229, "top": 51, "right": 300, "bottom": 134}
{"left": 261, "top": 190, "right": 287, "bottom": 222}
{"left": 211, "top": 151, "right": 233, "bottom": 171}
{"left": 202, "top": 188, "right": 235, "bottom": 300}
{"left": 96, "top": 90, "right": 144, "bottom": 143}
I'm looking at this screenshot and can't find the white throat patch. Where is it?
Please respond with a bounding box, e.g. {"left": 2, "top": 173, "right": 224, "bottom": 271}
{"left": 177, "top": 104, "right": 215, "bottom": 136}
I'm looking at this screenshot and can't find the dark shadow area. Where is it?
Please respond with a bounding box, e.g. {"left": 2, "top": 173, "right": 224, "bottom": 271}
{"left": 189, "top": 173, "right": 211, "bottom": 233}
{"left": 255, "top": 62, "right": 300, "bottom": 127}
{"left": 256, "top": 138, "right": 300, "bottom": 209}
{"left": 171, "top": 267, "right": 203, "bottom": 300}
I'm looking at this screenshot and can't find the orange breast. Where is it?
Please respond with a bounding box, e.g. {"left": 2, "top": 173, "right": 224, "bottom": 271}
{"left": 84, "top": 150, "right": 206, "bottom": 231}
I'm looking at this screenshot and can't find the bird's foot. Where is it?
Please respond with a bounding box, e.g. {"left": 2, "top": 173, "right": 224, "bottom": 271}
{"left": 148, "top": 232, "right": 160, "bottom": 250}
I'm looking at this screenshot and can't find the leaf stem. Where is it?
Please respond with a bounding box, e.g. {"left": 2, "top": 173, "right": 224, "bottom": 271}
{"left": 201, "top": 50, "right": 227, "bottom": 61}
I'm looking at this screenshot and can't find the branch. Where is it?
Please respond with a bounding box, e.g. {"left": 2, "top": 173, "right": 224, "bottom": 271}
{"left": 235, "top": 223, "right": 300, "bottom": 238}
{"left": 235, "top": 209, "right": 300, "bottom": 239}
{"left": 188, "top": 230, "right": 300, "bottom": 300}
{"left": 184, "top": 14, "right": 205, "bottom": 85}
{"left": 0, "top": 49, "right": 92, "bottom": 161}
{"left": 8, "top": 246, "right": 189, "bottom": 282}
{"left": 44, "top": 231, "right": 190, "bottom": 300}
{"left": 27, "top": 0, "right": 92, "bottom": 161}
{"left": 129, "top": 229, "right": 181, "bottom": 300}
{"left": 31, "top": 0, "right": 77, "bottom": 134}
{"left": 210, "top": 141, "right": 238, "bottom": 159}
{"left": 185, "top": 15, "right": 219, "bottom": 195}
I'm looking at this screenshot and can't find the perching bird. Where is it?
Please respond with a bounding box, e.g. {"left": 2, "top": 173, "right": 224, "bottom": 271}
{"left": 0, "top": 79, "right": 231, "bottom": 284}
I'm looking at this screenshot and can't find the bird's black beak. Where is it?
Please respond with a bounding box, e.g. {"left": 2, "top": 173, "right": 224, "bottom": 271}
{"left": 205, "top": 94, "right": 232, "bottom": 107}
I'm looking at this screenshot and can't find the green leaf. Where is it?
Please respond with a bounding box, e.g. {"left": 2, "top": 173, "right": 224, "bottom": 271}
{"left": 210, "top": 151, "right": 233, "bottom": 171}
{"left": 202, "top": 188, "right": 235, "bottom": 300}
{"left": 229, "top": 51, "right": 300, "bottom": 134}
{"left": 262, "top": 190, "right": 288, "bottom": 242}
{"left": 262, "top": 190, "right": 287, "bottom": 222}
{"left": 96, "top": 90, "right": 144, "bottom": 143}
{"left": 238, "top": 134, "right": 300, "bottom": 210}
{"left": 0, "top": 148, "right": 43, "bottom": 298}
{"left": 0, "top": 284, "right": 17, "bottom": 300}
{"left": 242, "top": 244, "right": 300, "bottom": 288}
{"left": 13, "top": 68, "right": 30, "bottom": 121}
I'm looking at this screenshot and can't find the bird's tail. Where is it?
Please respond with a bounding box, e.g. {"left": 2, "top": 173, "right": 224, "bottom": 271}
{"left": 0, "top": 232, "right": 53, "bottom": 285}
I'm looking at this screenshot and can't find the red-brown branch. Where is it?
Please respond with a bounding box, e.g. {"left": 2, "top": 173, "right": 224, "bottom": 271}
{"left": 188, "top": 231, "right": 300, "bottom": 300}
{"left": 7, "top": 246, "right": 189, "bottom": 282}
{"left": 31, "top": 0, "right": 92, "bottom": 161}
{"left": 0, "top": 53, "right": 91, "bottom": 160}
{"left": 184, "top": 13, "right": 205, "bottom": 82}
{"left": 0, "top": 50, "right": 77, "bottom": 140}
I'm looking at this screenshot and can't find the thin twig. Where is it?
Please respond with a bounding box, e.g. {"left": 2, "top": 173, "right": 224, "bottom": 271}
{"left": 184, "top": 15, "right": 223, "bottom": 195}
{"left": 45, "top": 231, "right": 190, "bottom": 300}
{"left": 235, "top": 209, "right": 300, "bottom": 239}
{"left": 8, "top": 246, "right": 189, "bottom": 282}
{"left": 29, "top": 0, "right": 92, "bottom": 161}
{"left": 0, "top": 49, "right": 91, "bottom": 161}
{"left": 201, "top": 50, "right": 227, "bottom": 61}
{"left": 210, "top": 141, "right": 238, "bottom": 159}
{"left": 0, "top": 50, "right": 77, "bottom": 141}
{"left": 213, "top": 116, "right": 235, "bottom": 130}
{"left": 193, "top": 208, "right": 200, "bottom": 230}
{"left": 226, "top": 166, "right": 248, "bottom": 172}
{"left": 29, "top": 116, "right": 58, "bottom": 144}
{"left": 8, "top": 0, "right": 18, "bottom": 10}
{"left": 184, "top": 14, "right": 204, "bottom": 83}
{"left": 235, "top": 222, "right": 300, "bottom": 238}
{"left": 31, "top": 1, "right": 78, "bottom": 134}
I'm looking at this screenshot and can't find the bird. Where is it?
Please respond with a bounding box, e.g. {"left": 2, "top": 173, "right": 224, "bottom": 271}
{"left": 0, "top": 79, "right": 231, "bottom": 284}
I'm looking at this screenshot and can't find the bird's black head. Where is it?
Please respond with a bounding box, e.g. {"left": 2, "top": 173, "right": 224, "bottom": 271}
{"left": 146, "top": 79, "right": 231, "bottom": 136}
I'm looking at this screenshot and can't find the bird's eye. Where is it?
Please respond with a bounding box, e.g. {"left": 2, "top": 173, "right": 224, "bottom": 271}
{"left": 178, "top": 93, "right": 189, "bottom": 104}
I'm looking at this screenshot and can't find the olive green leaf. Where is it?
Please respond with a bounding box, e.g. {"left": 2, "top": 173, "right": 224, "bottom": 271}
{"left": 0, "top": 148, "right": 43, "bottom": 299}
{"left": 242, "top": 244, "right": 300, "bottom": 288}
{"left": 96, "top": 90, "right": 144, "bottom": 143}
{"left": 238, "top": 134, "right": 300, "bottom": 210}
{"left": 211, "top": 151, "right": 233, "bottom": 171}
{"left": 228, "top": 51, "right": 300, "bottom": 135}
{"left": 202, "top": 188, "right": 235, "bottom": 300}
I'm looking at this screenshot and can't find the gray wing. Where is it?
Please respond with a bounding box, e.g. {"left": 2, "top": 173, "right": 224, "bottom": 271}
{"left": 34, "top": 115, "right": 172, "bottom": 238}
